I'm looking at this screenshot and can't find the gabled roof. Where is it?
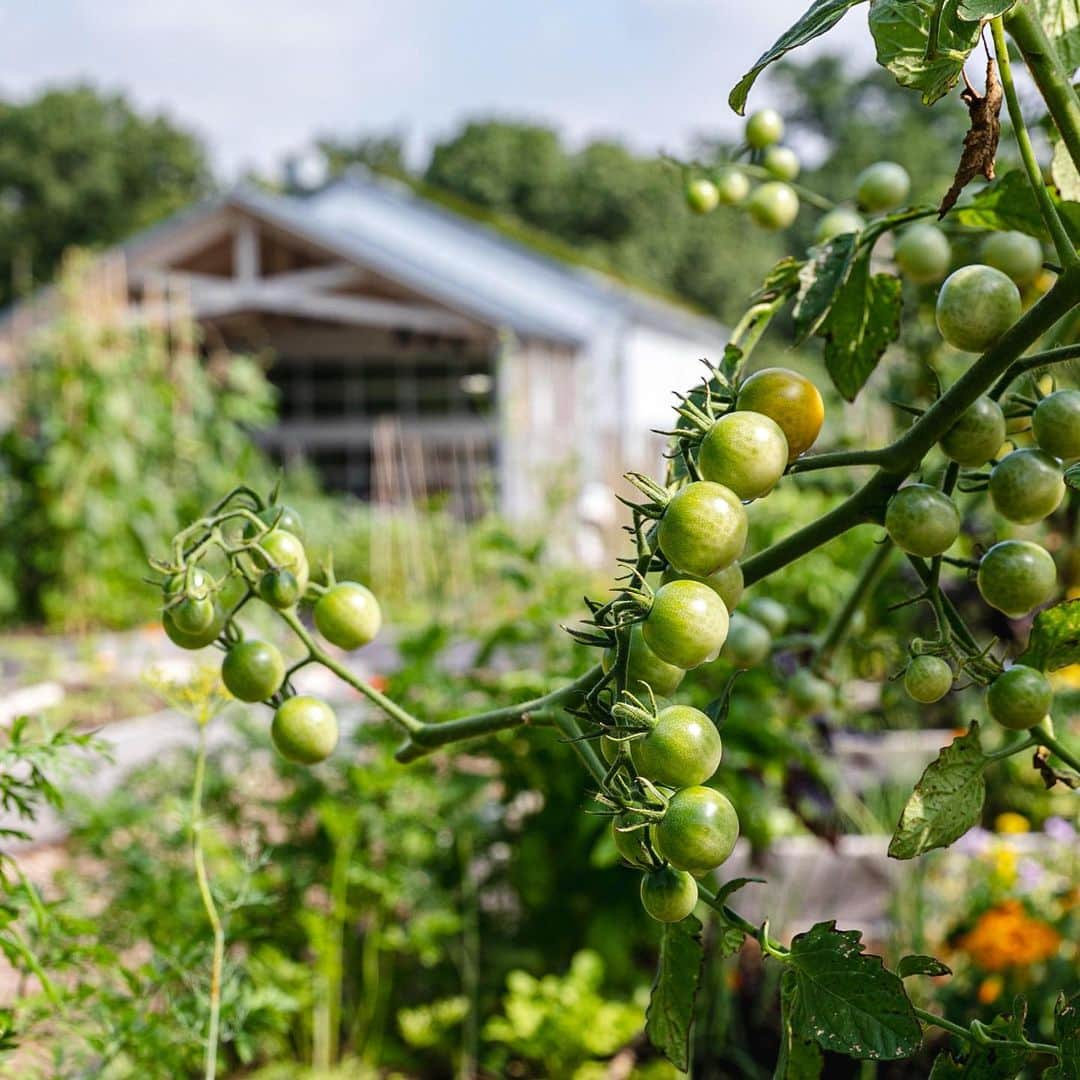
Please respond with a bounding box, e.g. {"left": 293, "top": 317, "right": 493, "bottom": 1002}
{"left": 2, "top": 169, "right": 727, "bottom": 348}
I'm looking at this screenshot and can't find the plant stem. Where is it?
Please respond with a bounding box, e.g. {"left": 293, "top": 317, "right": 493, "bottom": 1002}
{"left": 813, "top": 540, "right": 894, "bottom": 673}
{"left": 787, "top": 447, "right": 887, "bottom": 474}
{"left": 696, "top": 884, "right": 789, "bottom": 957}
{"left": 985, "top": 734, "right": 1038, "bottom": 762}
{"left": 992, "top": 17, "right": 1077, "bottom": 267}
{"left": 1031, "top": 724, "right": 1080, "bottom": 774}
{"left": 191, "top": 722, "right": 224, "bottom": 1080}
{"left": 1006, "top": 4, "right": 1080, "bottom": 177}
{"left": 989, "top": 342, "right": 1080, "bottom": 398}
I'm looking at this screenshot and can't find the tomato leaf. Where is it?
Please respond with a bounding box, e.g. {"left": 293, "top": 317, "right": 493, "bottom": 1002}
{"left": 1032, "top": 0, "right": 1080, "bottom": 77}
{"left": 717, "top": 924, "right": 748, "bottom": 959}
{"left": 776, "top": 969, "right": 825, "bottom": 1079}
{"left": 1044, "top": 991, "right": 1080, "bottom": 1080}
{"left": 869, "top": 0, "right": 982, "bottom": 105}
{"left": 928, "top": 998, "right": 1032, "bottom": 1078}
{"left": 793, "top": 232, "right": 860, "bottom": 342}
{"left": 952, "top": 169, "right": 1080, "bottom": 240}
{"left": 818, "top": 255, "right": 903, "bottom": 401}
{"left": 888, "top": 723, "right": 988, "bottom": 859}
{"left": 782, "top": 921, "right": 922, "bottom": 1060}
{"left": 897, "top": 954, "right": 952, "bottom": 978}
{"left": 1051, "top": 136, "right": 1080, "bottom": 201}
{"left": 1018, "top": 599, "right": 1080, "bottom": 671}
{"left": 646, "top": 913, "right": 704, "bottom": 1072}
{"left": 729, "top": 0, "right": 867, "bottom": 114}
{"left": 957, "top": 0, "right": 1016, "bottom": 18}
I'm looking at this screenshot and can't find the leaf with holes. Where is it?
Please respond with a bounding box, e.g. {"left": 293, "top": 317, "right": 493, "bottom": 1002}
{"left": 729, "top": 0, "right": 867, "bottom": 113}
{"left": 1018, "top": 599, "right": 1080, "bottom": 671}
{"left": 646, "top": 913, "right": 704, "bottom": 1072}
{"left": 776, "top": 969, "right": 825, "bottom": 1079}
{"left": 793, "top": 232, "right": 860, "bottom": 342}
{"left": 889, "top": 724, "right": 989, "bottom": 859}
{"left": 897, "top": 954, "right": 952, "bottom": 979}
{"left": 782, "top": 921, "right": 922, "bottom": 1060}
{"left": 869, "top": 0, "right": 982, "bottom": 105}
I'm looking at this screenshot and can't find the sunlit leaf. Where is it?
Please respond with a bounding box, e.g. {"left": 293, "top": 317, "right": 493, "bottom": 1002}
{"left": 1018, "top": 599, "right": 1080, "bottom": 671}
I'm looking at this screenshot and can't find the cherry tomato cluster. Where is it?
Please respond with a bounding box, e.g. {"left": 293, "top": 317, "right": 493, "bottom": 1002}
{"left": 157, "top": 495, "right": 383, "bottom": 764}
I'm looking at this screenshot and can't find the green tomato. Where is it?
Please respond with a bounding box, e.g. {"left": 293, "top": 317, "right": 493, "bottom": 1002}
{"left": 815, "top": 207, "right": 864, "bottom": 244}
{"left": 643, "top": 580, "right": 730, "bottom": 670}
{"left": 736, "top": 367, "right": 824, "bottom": 460}
{"left": 980, "top": 231, "right": 1044, "bottom": 286}
{"left": 257, "top": 529, "right": 310, "bottom": 597}
{"left": 746, "top": 108, "right": 784, "bottom": 149}
{"left": 314, "top": 582, "right": 382, "bottom": 650}
{"left": 940, "top": 396, "right": 1007, "bottom": 467}
{"left": 989, "top": 449, "right": 1065, "bottom": 524}
{"left": 788, "top": 669, "right": 833, "bottom": 714}
{"left": 986, "top": 665, "right": 1053, "bottom": 730}
{"left": 936, "top": 265, "right": 1022, "bottom": 352}
{"left": 640, "top": 867, "right": 699, "bottom": 923}
{"left": 763, "top": 146, "right": 800, "bottom": 181}
{"left": 744, "top": 596, "right": 788, "bottom": 637}
{"left": 170, "top": 594, "right": 216, "bottom": 635}
{"left": 884, "top": 484, "right": 961, "bottom": 557}
{"left": 222, "top": 640, "right": 286, "bottom": 703}
{"left": 631, "top": 705, "right": 722, "bottom": 788}
{"left": 271, "top": 696, "right": 338, "bottom": 764}
{"left": 613, "top": 812, "right": 653, "bottom": 869}
{"left": 661, "top": 561, "right": 744, "bottom": 612}
{"left": 747, "top": 182, "right": 799, "bottom": 230}
{"left": 855, "top": 161, "right": 910, "bottom": 211}
{"left": 721, "top": 613, "right": 772, "bottom": 668}
{"left": 658, "top": 481, "right": 748, "bottom": 577}
{"left": 1033, "top": 389, "right": 1080, "bottom": 460}
{"left": 894, "top": 223, "right": 951, "bottom": 284}
{"left": 602, "top": 623, "right": 685, "bottom": 698}
{"left": 977, "top": 540, "right": 1057, "bottom": 618}
{"left": 697, "top": 411, "right": 789, "bottom": 501}
{"left": 245, "top": 504, "right": 305, "bottom": 541}
{"left": 258, "top": 568, "right": 301, "bottom": 609}
{"left": 164, "top": 603, "right": 225, "bottom": 650}
{"left": 164, "top": 567, "right": 211, "bottom": 598}
{"left": 685, "top": 178, "right": 719, "bottom": 214}
{"left": 715, "top": 167, "right": 750, "bottom": 206}
{"left": 904, "top": 655, "right": 953, "bottom": 704}
{"left": 653, "top": 786, "right": 740, "bottom": 874}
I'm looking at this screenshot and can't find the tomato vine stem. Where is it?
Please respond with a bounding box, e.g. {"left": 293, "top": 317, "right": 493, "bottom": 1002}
{"left": 1031, "top": 724, "right": 1080, "bottom": 774}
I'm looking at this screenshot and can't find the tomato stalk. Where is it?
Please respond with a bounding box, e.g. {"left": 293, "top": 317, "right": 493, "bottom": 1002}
{"left": 1031, "top": 724, "right": 1080, "bottom": 774}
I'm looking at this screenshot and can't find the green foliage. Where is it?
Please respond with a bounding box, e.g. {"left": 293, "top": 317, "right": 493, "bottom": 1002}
{"left": 1018, "top": 599, "right": 1080, "bottom": 671}
{"left": 0, "top": 85, "right": 209, "bottom": 306}
{"left": 644, "top": 914, "right": 704, "bottom": 1072}
{"left": 0, "top": 260, "right": 275, "bottom": 628}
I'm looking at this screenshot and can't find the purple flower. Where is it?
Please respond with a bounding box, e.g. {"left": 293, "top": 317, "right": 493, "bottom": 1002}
{"left": 955, "top": 826, "right": 993, "bottom": 855}
{"left": 1017, "top": 858, "right": 1044, "bottom": 892}
{"left": 1044, "top": 816, "right": 1076, "bottom": 843}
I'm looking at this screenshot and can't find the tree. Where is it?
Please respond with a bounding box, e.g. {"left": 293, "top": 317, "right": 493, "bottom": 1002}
{"left": 0, "top": 85, "right": 210, "bottom": 306}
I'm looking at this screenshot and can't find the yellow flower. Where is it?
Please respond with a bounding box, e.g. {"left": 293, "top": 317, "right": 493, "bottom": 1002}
{"left": 958, "top": 901, "right": 1062, "bottom": 972}
{"left": 1052, "top": 663, "right": 1080, "bottom": 690}
{"left": 994, "top": 812, "right": 1030, "bottom": 835}
{"left": 991, "top": 845, "right": 1018, "bottom": 887}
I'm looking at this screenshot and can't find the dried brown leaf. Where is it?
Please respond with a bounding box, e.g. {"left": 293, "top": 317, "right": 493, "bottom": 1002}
{"left": 939, "top": 57, "right": 1003, "bottom": 216}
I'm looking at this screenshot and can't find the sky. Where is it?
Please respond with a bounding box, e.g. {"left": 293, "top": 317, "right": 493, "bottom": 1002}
{"left": 0, "top": 2, "right": 876, "bottom": 178}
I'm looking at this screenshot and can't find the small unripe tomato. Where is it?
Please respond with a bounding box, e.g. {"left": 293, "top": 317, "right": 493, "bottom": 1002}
{"left": 271, "top": 696, "right": 338, "bottom": 764}
{"left": 721, "top": 612, "right": 772, "bottom": 668}
{"left": 894, "top": 223, "right": 951, "bottom": 284}
{"left": 940, "top": 396, "right": 1007, "bottom": 467}
{"left": 164, "top": 603, "right": 225, "bottom": 650}
{"left": 787, "top": 669, "right": 833, "bottom": 714}
{"left": 936, "top": 265, "right": 1022, "bottom": 353}
{"left": 685, "top": 178, "right": 719, "bottom": 214}
{"left": 170, "top": 595, "right": 216, "bottom": 635}
{"left": 986, "top": 665, "right": 1053, "bottom": 730}
{"left": 661, "top": 561, "right": 743, "bottom": 612}
{"left": 613, "top": 812, "right": 653, "bottom": 868}
{"left": 631, "top": 705, "right": 722, "bottom": 788}
{"left": 744, "top": 596, "right": 788, "bottom": 637}
{"left": 245, "top": 504, "right": 305, "bottom": 542}
{"left": 855, "top": 161, "right": 911, "bottom": 211}
{"left": 815, "top": 207, "right": 864, "bottom": 244}
{"left": 259, "top": 568, "right": 300, "bottom": 609}
{"left": 980, "top": 231, "right": 1044, "bottom": 286}
{"left": 164, "top": 567, "right": 211, "bottom": 599}
{"left": 884, "top": 484, "right": 961, "bottom": 557}
{"left": 746, "top": 108, "right": 784, "bottom": 149}
{"left": 257, "top": 529, "right": 310, "bottom": 596}
{"left": 654, "top": 786, "right": 740, "bottom": 874}
{"left": 643, "top": 580, "right": 729, "bottom": 670}
{"left": 222, "top": 640, "right": 286, "bottom": 703}
{"left": 989, "top": 449, "right": 1065, "bottom": 524}
{"left": 697, "top": 411, "right": 789, "bottom": 501}
{"left": 1033, "top": 389, "right": 1080, "bottom": 459}
{"left": 763, "top": 146, "right": 800, "bottom": 181}
{"left": 904, "top": 654, "right": 953, "bottom": 704}
{"left": 314, "top": 582, "right": 382, "bottom": 650}
{"left": 748, "top": 182, "right": 800, "bottom": 230}
{"left": 977, "top": 540, "right": 1057, "bottom": 618}
{"left": 603, "top": 623, "right": 685, "bottom": 698}
{"left": 658, "top": 481, "right": 748, "bottom": 578}
{"left": 715, "top": 167, "right": 750, "bottom": 206}
{"left": 735, "top": 367, "right": 824, "bottom": 460}
{"left": 640, "top": 867, "right": 699, "bottom": 923}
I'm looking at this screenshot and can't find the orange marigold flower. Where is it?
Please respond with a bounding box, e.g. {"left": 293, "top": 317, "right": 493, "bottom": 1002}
{"left": 977, "top": 975, "right": 1004, "bottom": 1005}
{"left": 957, "top": 901, "right": 1062, "bottom": 972}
